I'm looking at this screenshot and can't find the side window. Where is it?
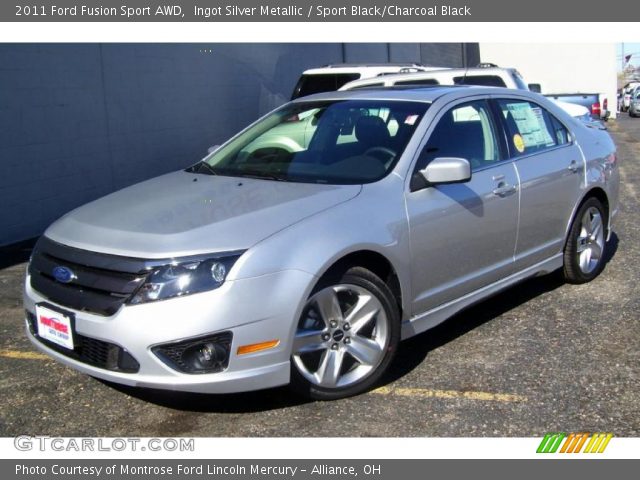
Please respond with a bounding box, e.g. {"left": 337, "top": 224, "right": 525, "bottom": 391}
{"left": 453, "top": 75, "right": 507, "bottom": 87}
{"left": 497, "top": 99, "right": 566, "bottom": 156}
{"left": 549, "top": 115, "right": 569, "bottom": 146}
{"left": 415, "top": 100, "right": 500, "bottom": 172}
{"left": 396, "top": 78, "right": 440, "bottom": 86}
{"left": 348, "top": 83, "right": 384, "bottom": 90}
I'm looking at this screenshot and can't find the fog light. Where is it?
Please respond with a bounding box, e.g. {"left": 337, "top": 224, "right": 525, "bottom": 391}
{"left": 152, "top": 332, "right": 232, "bottom": 374}
{"left": 183, "top": 342, "right": 228, "bottom": 371}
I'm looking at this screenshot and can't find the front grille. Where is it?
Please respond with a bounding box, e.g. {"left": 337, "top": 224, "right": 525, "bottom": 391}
{"left": 26, "top": 311, "right": 139, "bottom": 373}
{"left": 28, "top": 237, "right": 150, "bottom": 316}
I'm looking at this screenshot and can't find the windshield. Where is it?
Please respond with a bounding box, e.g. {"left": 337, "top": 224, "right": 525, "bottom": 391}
{"left": 196, "top": 100, "right": 430, "bottom": 185}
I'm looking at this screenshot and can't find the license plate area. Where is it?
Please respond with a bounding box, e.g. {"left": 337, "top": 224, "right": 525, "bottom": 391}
{"left": 35, "top": 303, "right": 75, "bottom": 350}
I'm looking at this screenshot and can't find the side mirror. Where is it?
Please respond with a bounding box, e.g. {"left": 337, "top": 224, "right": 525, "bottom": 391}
{"left": 528, "top": 83, "right": 542, "bottom": 93}
{"left": 420, "top": 157, "right": 471, "bottom": 186}
{"left": 207, "top": 145, "right": 221, "bottom": 154}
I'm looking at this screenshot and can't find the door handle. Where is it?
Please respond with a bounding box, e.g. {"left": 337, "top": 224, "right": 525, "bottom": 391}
{"left": 492, "top": 182, "right": 517, "bottom": 197}
{"left": 567, "top": 160, "right": 580, "bottom": 173}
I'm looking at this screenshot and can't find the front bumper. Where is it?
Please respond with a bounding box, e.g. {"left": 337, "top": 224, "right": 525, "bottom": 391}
{"left": 23, "top": 269, "right": 315, "bottom": 393}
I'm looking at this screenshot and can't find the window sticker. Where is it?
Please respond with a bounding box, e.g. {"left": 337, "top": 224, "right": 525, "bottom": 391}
{"left": 506, "top": 103, "right": 555, "bottom": 150}
{"left": 513, "top": 134, "right": 525, "bottom": 153}
{"left": 531, "top": 107, "right": 555, "bottom": 147}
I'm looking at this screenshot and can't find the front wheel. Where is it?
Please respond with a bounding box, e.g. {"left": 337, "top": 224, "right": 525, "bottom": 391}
{"left": 290, "top": 267, "right": 400, "bottom": 400}
{"left": 562, "top": 198, "right": 607, "bottom": 284}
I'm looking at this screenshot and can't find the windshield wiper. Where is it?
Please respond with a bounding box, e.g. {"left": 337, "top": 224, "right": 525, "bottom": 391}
{"left": 189, "top": 161, "right": 218, "bottom": 176}
{"left": 236, "top": 170, "right": 290, "bottom": 182}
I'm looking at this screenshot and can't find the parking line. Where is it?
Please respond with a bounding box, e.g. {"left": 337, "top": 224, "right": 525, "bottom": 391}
{"left": 0, "top": 349, "right": 48, "bottom": 360}
{"left": 0, "top": 349, "right": 527, "bottom": 403}
{"left": 371, "top": 385, "right": 527, "bottom": 403}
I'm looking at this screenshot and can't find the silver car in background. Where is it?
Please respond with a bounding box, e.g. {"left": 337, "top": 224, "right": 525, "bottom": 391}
{"left": 629, "top": 88, "right": 640, "bottom": 117}
{"left": 24, "top": 86, "right": 619, "bottom": 400}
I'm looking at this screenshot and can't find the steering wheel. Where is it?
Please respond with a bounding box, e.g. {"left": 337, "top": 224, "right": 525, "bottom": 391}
{"left": 364, "top": 147, "right": 397, "bottom": 168}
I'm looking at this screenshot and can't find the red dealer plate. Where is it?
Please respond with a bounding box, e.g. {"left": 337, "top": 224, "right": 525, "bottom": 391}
{"left": 35, "top": 304, "right": 74, "bottom": 350}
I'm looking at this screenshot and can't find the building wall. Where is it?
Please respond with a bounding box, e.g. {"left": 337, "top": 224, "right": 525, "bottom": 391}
{"left": 480, "top": 43, "right": 617, "bottom": 116}
{"left": 0, "top": 43, "right": 479, "bottom": 246}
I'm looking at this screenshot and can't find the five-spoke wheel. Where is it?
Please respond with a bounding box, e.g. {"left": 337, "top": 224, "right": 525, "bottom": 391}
{"left": 290, "top": 267, "right": 399, "bottom": 400}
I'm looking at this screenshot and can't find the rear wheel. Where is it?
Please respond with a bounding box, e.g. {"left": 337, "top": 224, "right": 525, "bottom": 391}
{"left": 290, "top": 267, "right": 400, "bottom": 400}
{"left": 562, "top": 197, "right": 607, "bottom": 284}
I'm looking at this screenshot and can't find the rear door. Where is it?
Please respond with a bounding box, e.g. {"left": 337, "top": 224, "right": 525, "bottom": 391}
{"left": 406, "top": 98, "right": 519, "bottom": 315}
{"left": 494, "top": 98, "right": 583, "bottom": 270}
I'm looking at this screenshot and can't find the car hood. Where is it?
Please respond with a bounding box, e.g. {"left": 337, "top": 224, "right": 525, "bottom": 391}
{"left": 45, "top": 171, "right": 361, "bottom": 258}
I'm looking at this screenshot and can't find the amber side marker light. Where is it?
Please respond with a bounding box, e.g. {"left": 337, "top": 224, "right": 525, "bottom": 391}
{"left": 237, "top": 340, "right": 280, "bottom": 355}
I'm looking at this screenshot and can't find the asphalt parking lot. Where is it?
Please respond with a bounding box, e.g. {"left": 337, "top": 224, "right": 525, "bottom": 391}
{"left": 1, "top": 116, "right": 638, "bottom": 438}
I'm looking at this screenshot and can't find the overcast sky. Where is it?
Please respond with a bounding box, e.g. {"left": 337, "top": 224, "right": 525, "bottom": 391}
{"left": 618, "top": 43, "right": 640, "bottom": 71}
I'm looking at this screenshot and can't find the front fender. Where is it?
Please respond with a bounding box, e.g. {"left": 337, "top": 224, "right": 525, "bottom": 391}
{"left": 232, "top": 176, "right": 412, "bottom": 319}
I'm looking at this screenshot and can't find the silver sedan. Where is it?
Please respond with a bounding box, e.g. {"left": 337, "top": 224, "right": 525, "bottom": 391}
{"left": 24, "top": 86, "right": 619, "bottom": 400}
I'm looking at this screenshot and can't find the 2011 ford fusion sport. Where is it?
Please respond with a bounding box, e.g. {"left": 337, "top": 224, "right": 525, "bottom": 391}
{"left": 24, "top": 86, "right": 619, "bottom": 400}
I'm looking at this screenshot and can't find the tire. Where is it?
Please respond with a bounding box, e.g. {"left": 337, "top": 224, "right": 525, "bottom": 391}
{"left": 290, "top": 266, "right": 400, "bottom": 400}
{"left": 562, "top": 197, "right": 607, "bottom": 284}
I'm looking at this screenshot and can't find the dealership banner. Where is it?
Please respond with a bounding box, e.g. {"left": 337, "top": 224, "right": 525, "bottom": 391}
{"left": 3, "top": 0, "right": 640, "bottom": 22}
{"left": 3, "top": 459, "right": 640, "bottom": 479}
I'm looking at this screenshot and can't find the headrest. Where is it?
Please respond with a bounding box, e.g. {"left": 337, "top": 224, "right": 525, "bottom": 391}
{"left": 355, "top": 116, "right": 390, "bottom": 146}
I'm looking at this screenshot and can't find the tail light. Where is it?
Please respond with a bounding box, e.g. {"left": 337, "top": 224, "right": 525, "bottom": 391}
{"left": 603, "top": 98, "right": 608, "bottom": 111}
{"left": 591, "top": 102, "right": 601, "bottom": 116}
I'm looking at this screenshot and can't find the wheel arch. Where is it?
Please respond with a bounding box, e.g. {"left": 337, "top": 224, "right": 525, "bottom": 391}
{"left": 316, "top": 249, "right": 404, "bottom": 320}
{"left": 565, "top": 187, "right": 610, "bottom": 244}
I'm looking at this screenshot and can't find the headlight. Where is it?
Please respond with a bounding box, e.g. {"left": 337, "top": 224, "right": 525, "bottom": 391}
{"left": 128, "top": 253, "right": 243, "bottom": 305}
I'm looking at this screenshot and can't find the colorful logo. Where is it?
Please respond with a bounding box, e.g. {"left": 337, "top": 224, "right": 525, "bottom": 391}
{"left": 536, "top": 433, "right": 613, "bottom": 453}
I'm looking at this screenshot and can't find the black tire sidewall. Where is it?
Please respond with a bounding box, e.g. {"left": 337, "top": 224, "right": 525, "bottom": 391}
{"left": 290, "top": 266, "right": 400, "bottom": 401}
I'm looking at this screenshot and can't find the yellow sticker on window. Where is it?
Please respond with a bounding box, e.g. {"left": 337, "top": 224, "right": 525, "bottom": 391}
{"left": 513, "top": 134, "right": 525, "bottom": 153}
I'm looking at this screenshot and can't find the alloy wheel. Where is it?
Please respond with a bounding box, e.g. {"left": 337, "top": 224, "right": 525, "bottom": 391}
{"left": 576, "top": 206, "right": 605, "bottom": 274}
{"left": 292, "top": 284, "right": 389, "bottom": 389}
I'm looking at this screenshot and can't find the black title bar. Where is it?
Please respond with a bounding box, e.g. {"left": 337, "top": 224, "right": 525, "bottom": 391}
{"left": 4, "top": 0, "right": 639, "bottom": 22}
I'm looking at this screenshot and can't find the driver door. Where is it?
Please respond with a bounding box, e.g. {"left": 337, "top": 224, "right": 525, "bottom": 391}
{"left": 406, "top": 99, "right": 519, "bottom": 315}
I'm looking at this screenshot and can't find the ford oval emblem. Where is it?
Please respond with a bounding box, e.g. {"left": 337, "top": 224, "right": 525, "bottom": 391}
{"left": 52, "top": 266, "right": 75, "bottom": 284}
